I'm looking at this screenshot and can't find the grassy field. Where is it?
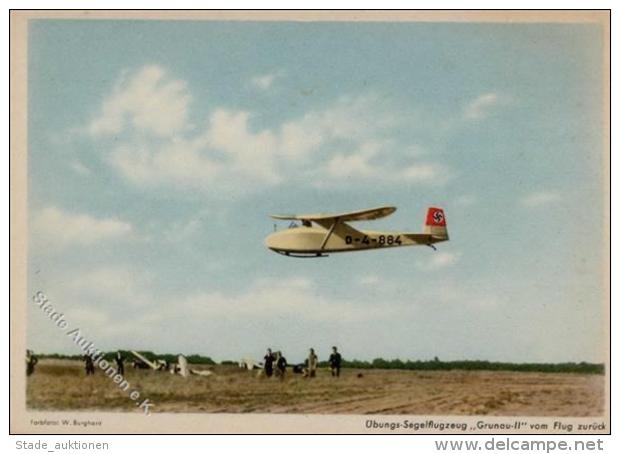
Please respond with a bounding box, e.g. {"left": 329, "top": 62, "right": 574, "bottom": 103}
{"left": 27, "top": 360, "right": 605, "bottom": 416}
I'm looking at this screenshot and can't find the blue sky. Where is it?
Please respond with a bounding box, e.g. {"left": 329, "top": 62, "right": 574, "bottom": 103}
{"left": 27, "top": 20, "right": 606, "bottom": 363}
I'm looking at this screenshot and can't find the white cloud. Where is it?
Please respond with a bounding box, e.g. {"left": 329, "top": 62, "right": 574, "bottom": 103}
{"left": 323, "top": 137, "right": 448, "bottom": 184}
{"left": 400, "top": 163, "right": 449, "bottom": 184}
{"left": 33, "top": 206, "right": 132, "bottom": 249}
{"left": 463, "top": 92, "right": 501, "bottom": 120}
{"left": 179, "top": 277, "right": 403, "bottom": 323}
{"left": 311, "top": 95, "right": 397, "bottom": 141}
{"left": 326, "top": 152, "right": 376, "bottom": 179}
{"left": 51, "top": 273, "right": 404, "bottom": 341}
{"left": 250, "top": 72, "right": 281, "bottom": 90}
{"left": 88, "top": 65, "right": 190, "bottom": 137}
{"left": 203, "top": 109, "right": 282, "bottom": 183}
{"left": 519, "top": 191, "right": 561, "bottom": 208}
{"left": 108, "top": 139, "right": 224, "bottom": 188}
{"left": 159, "top": 209, "right": 209, "bottom": 243}
{"left": 417, "top": 251, "right": 461, "bottom": 271}
{"left": 29, "top": 270, "right": 416, "bottom": 356}
{"left": 326, "top": 154, "right": 449, "bottom": 185}
{"left": 87, "top": 66, "right": 449, "bottom": 192}
{"left": 454, "top": 194, "right": 477, "bottom": 207}
{"left": 65, "top": 307, "right": 111, "bottom": 326}
{"left": 69, "top": 160, "right": 91, "bottom": 176}
{"left": 65, "top": 266, "right": 152, "bottom": 308}
{"left": 357, "top": 275, "right": 380, "bottom": 286}
{"left": 106, "top": 94, "right": 403, "bottom": 189}
{"left": 433, "top": 282, "right": 502, "bottom": 310}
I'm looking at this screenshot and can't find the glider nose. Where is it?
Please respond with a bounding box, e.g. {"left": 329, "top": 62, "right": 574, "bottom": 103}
{"left": 264, "top": 231, "right": 282, "bottom": 251}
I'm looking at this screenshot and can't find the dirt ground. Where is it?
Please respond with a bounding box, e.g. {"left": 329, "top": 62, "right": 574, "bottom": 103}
{"left": 26, "top": 360, "right": 604, "bottom": 416}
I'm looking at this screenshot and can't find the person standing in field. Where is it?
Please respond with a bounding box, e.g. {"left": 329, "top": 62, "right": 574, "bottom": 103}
{"left": 115, "top": 351, "right": 125, "bottom": 376}
{"left": 26, "top": 350, "right": 38, "bottom": 376}
{"left": 329, "top": 346, "right": 342, "bottom": 377}
{"left": 305, "top": 348, "right": 318, "bottom": 378}
{"left": 84, "top": 354, "right": 95, "bottom": 375}
{"left": 263, "top": 348, "right": 275, "bottom": 378}
{"left": 275, "top": 351, "right": 287, "bottom": 380}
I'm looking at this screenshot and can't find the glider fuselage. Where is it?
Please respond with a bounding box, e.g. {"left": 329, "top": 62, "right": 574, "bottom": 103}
{"left": 265, "top": 225, "right": 445, "bottom": 256}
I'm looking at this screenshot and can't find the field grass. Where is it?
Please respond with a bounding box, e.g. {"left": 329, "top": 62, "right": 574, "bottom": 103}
{"left": 27, "top": 360, "right": 605, "bottom": 416}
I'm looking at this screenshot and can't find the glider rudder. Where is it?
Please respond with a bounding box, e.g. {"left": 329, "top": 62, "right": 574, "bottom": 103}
{"left": 424, "top": 207, "right": 448, "bottom": 240}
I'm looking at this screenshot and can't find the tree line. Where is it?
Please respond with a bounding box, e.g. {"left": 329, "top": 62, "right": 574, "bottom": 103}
{"left": 327, "top": 358, "right": 604, "bottom": 374}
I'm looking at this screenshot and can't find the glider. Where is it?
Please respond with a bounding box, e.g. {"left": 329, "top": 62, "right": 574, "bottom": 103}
{"left": 265, "top": 206, "right": 448, "bottom": 258}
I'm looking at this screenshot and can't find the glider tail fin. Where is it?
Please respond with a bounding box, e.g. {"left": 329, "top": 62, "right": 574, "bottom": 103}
{"left": 423, "top": 207, "right": 449, "bottom": 240}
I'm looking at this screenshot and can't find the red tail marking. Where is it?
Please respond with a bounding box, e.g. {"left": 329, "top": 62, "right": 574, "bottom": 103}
{"left": 426, "top": 207, "right": 446, "bottom": 226}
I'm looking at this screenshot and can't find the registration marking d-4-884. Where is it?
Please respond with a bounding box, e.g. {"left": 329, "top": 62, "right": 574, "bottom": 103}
{"left": 345, "top": 235, "right": 402, "bottom": 246}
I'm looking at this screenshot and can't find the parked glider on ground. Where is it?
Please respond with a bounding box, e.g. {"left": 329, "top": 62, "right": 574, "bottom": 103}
{"left": 265, "top": 206, "right": 448, "bottom": 257}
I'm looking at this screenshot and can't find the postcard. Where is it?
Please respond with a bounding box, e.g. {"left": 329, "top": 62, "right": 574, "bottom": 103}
{"left": 10, "top": 10, "right": 610, "bottom": 434}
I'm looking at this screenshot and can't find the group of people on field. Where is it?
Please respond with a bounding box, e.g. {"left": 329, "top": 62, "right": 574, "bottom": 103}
{"left": 262, "top": 346, "right": 342, "bottom": 379}
{"left": 28, "top": 347, "right": 345, "bottom": 380}
{"left": 26, "top": 350, "right": 126, "bottom": 377}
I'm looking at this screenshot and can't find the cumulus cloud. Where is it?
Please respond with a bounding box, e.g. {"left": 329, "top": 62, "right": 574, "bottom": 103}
{"left": 326, "top": 151, "right": 377, "bottom": 179}
{"left": 63, "top": 266, "right": 153, "bottom": 308}
{"left": 49, "top": 273, "right": 404, "bottom": 341}
{"left": 399, "top": 163, "right": 449, "bottom": 184}
{"left": 86, "top": 66, "right": 450, "bottom": 193}
{"left": 172, "top": 277, "right": 406, "bottom": 323}
{"left": 29, "top": 269, "right": 420, "bottom": 356}
{"left": 108, "top": 139, "right": 224, "bottom": 188}
{"left": 326, "top": 152, "right": 448, "bottom": 185}
{"left": 32, "top": 206, "right": 132, "bottom": 249}
{"left": 88, "top": 65, "right": 190, "bottom": 137}
{"left": 519, "top": 191, "right": 561, "bottom": 208}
